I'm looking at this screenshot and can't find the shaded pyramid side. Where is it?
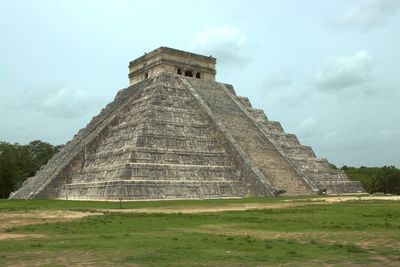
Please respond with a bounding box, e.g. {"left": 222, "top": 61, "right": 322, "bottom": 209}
{"left": 184, "top": 78, "right": 315, "bottom": 196}
{"left": 184, "top": 78, "right": 364, "bottom": 195}
{"left": 230, "top": 90, "right": 365, "bottom": 194}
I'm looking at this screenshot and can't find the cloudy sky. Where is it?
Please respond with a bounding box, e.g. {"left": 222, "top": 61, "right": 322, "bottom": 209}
{"left": 1, "top": 0, "right": 399, "bottom": 167}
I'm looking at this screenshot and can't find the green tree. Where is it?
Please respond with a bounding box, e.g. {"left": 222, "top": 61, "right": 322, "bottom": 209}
{"left": 371, "top": 166, "right": 400, "bottom": 194}
{"left": 28, "top": 140, "right": 59, "bottom": 170}
{"left": 0, "top": 142, "right": 18, "bottom": 198}
{"left": 344, "top": 165, "right": 400, "bottom": 195}
{"left": 0, "top": 140, "right": 61, "bottom": 198}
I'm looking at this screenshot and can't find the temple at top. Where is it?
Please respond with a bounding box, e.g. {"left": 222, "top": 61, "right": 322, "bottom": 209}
{"left": 128, "top": 47, "right": 216, "bottom": 85}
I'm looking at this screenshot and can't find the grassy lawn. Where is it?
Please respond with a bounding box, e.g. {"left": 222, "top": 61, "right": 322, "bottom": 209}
{"left": 0, "top": 197, "right": 399, "bottom": 266}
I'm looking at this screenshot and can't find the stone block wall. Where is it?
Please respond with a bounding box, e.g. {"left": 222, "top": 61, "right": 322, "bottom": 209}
{"left": 232, "top": 85, "right": 364, "bottom": 194}
{"left": 11, "top": 71, "right": 364, "bottom": 200}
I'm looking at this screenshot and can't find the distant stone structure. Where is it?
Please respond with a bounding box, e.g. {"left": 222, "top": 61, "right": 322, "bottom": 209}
{"left": 10, "top": 47, "right": 364, "bottom": 200}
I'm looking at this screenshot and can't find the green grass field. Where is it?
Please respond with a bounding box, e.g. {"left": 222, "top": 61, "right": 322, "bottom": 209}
{"left": 0, "top": 197, "right": 399, "bottom": 266}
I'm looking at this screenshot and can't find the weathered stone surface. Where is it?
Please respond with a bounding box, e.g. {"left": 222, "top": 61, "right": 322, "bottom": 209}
{"left": 10, "top": 47, "right": 364, "bottom": 200}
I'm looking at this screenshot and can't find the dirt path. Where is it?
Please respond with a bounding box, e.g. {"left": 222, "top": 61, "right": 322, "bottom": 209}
{"left": 310, "top": 195, "right": 400, "bottom": 202}
{"left": 0, "top": 210, "right": 103, "bottom": 240}
{"left": 95, "top": 195, "right": 400, "bottom": 214}
{"left": 0, "top": 210, "right": 103, "bottom": 230}
{"left": 1, "top": 195, "right": 398, "bottom": 240}
{"left": 97, "top": 202, "right": 297, "bottom": 214}
{"left": 0, "top": 233, "right": 46, "bottom": 241}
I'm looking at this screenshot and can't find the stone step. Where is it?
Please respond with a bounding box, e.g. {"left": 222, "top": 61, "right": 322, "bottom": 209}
{"left": 72, "top": 174, "right": 242, "bottom": 184}
{"left": 129, "top": 148, "right": 230, "bottom": 166}
{"left": 134, "top": 83, "right": 191, "bottom": 100}
{"left": 268, "top": 133, "right": 300, "bottom": 147}
{"left": 124, "top": 103, "right": 199, "bottom": 119}
{"left": 236, "top": 96, "right": 252, "bottom": 109}
{"left": 84, "top": 147, "right": 229, "bottom": 167}
{"left": 281, "top": 146, "right": 316, "bottom": 158}
{"left": 186, "top": 78, "right": 313, "bottom": 196}
{"left": 94, "top": 132, "right": 220, "bottom": 153}
{"left": 60, "top": 179, "right": 247, "bottom": 200}
{"left": 127, "top": 163, "right": 240, "bottom": 179}
{"left": 87, "top": 146, "right": 224, "bottom": 162}
{"left": 291, "top": 157, "right": 332, "bottom": 171}
{"left": 139, "top": 122, "right": 211, "bottom": 136}
{"left": 66, "top": 179, "right": 243, "bottom": 185}
{"left": 132, "top": 147, "right": 226, "bottom": 156}
{"left": 118, "top": 105, "right": 205, "bottom": 124}
{"left": 288, "top": 156, "right": 348, "bottom": 183}
{"left": 104, "top": 122, "right": 212, "bottom": 143}
{"left": 98, "top": 130, "right": 213, "bottom": 147}
{"left": 259, "top": 121, "right": 284, "bottom": 134}
{"left": 138, "top": 129, "right": 212, "bottom": 140}
{"left": 248, "top": 108, "right": 268, "bottom": 122}
{"left": 71, "top": 163, "right": 240, "bottom": 184}
{"left": 109, "top": 119, "right": 208, "bottom": 133}
{"left": 307, "top": 172, "right": 348, "bottom": 182}
{"left": 112, "top": 92, "right": 195, "bottom": 122}
{"left": 146, "top": 86, "right": 190, "bottom": 98}
{"left": 135, "top": 135, "right": 219, "bottom": 150}
{"left": 314, "top": 181, "right": 365, "bottom": 194}
{"left": 128, "top": 104, "right": 202, "bottom": 117}
{"left": 94, "top": 139, "right": 137, "bottom": 154}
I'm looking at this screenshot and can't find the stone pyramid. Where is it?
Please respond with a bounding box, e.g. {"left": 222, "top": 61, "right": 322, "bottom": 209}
{"left": 10, "top": 47, "right": 364, "bottom": 200}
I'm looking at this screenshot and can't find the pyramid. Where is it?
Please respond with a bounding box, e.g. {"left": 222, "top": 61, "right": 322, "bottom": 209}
{"left": 10, "top": 47, "right": 364, "bottom": 200}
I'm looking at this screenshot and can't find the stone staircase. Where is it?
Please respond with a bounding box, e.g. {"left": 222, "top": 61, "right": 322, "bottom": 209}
{"left": 58, "top": 75, "right": 247, "bottom": 200}
{"left": 235, "top": 95, "right": 364, "bottom": 194}
{"left": 185, "top": 78, "right": 314, "bottom": 196}
{"left": 10, "top": 72, "right": 364, "bottom": 200}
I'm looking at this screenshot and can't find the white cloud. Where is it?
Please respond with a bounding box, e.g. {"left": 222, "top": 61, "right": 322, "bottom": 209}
{"left": 263, "top": 68, "right": 293, "bottom": 89}
{"left": 323, "top": 131, "right": 340, "bottom": 140}
{"left": 339, "top": 0, "right": 400, "bottom": 31}
{"left": 298, "top": 124, "right": 400, "bottom": 167}
{"left": 320, "top": 128, "right": 399, "bottom": 152}
{"left": 278, "top": 90, "right": 310, "bottom": 108}
{"left": 192, "top": 26, "right": 250, "bottom": 67}
{"left": 314, "top": 51, "right": 373, "bottom": 91}
{"left": 298, "top": 116, "right": 319, "bottom": 138}
{"left": 17, "top": 85, "right": 104, "bottom": 119}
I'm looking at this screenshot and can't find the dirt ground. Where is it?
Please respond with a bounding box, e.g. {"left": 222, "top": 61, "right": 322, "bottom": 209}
{"left": 95, "top": 195, "right": 400, "bottom": 214}
{"left": 1, "top": 195, "right": 399, "bottom": 241}
{"left": 0, "top": 210, "right": 103, "bottom": 229}
{"left": 305, "top": 195, "right": 400, "bottom": 203}
{"left": 0, "top": 210, "right": 103, "bottom": 240}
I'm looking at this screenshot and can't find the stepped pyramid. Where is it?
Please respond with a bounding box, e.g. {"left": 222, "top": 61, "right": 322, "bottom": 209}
{"left": 10, "top": 47, "right": 364, "bottom": 200}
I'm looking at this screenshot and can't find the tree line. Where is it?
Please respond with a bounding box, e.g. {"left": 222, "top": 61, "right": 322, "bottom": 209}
{"left": 1, "top": 140, "right": 399, "bottom": 198}
{"left": 0, "top": 140, "right": 63, "bottom": 198}
{"left": 342, "top": 165, "right": 400, "bottom": 195}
